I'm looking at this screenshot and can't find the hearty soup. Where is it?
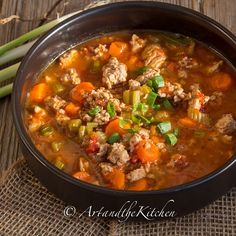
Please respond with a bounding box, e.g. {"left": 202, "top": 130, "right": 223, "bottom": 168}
{"left": 25, "top": 32, "right": 236, "bottom": 191}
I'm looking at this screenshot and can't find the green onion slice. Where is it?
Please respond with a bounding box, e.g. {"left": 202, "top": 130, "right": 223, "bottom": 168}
{"left": 88, "top": 106, "right": 101, "bottom": 116}
{"left": 107, "top": 102, "right": 116, "bottom": 118}
{"left": 157, "top": 121, "right": 172, "bottom": 134}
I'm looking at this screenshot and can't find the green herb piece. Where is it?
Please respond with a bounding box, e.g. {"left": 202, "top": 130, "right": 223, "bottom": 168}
{"left": 108, "top": 132, "right": 121, "bottom": 144}
{"left": 39, "top": 124, "right": 54, "bottom": 136}
{"left": 165, "top": 133, "right": 178, "bottom": 146}
{"left": 136, "top": 66, "right": 148, "bottom": 75}
{"left": 123, "top": 90, "right": 130, "bottom": 104}
{"left": 78, "top": 125, "right": 86, "bottom": 139}
{"left": 163, "top": 99, "right": 173, "bottom": 110}
{"left": 88, "top": 106, "right": 101, "bottom": 116}
{"left": 68, "top": 119, "right": 82, "bottom": 132}
{"left": 107, "top": 102, "right": 116, "bottom": 118}
{"left": 147, "top": 91, "right": 158, "bottom": 107}
{"left": 51, "top": 141, "right": 63, "bottom": 152}
{"left": 147, "top": 79, "right": 153, "bottom": 88}
{"left": 157, "top": 121, "right": 172, "bottom": 134}
{"left": 152, "top": 75, "right": 165, "bottom": 90}
{"left": 136, "top": 114, "right": 152, "bottom": 124}
{"left": 141, "top": 84, "right": 152, "bottom": 94}
{"left": 173, "top": 128, "right": 179, "bottom": 137}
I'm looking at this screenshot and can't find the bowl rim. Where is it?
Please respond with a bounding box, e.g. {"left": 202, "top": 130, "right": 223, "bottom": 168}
{"left": 12, "top": 1, "right": 236, "bottom": 196}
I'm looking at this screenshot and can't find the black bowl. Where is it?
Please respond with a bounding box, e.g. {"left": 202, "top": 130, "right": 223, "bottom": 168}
{"left": 12, "top": 1, "right": 236, "bottom": 221}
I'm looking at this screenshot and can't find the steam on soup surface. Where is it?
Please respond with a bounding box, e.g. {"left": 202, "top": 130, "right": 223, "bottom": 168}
{"left": 25, "top": 32, "right": 236, "bottom": 191}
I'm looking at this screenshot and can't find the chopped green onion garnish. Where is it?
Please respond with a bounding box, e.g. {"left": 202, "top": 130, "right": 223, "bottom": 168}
{"left": 136, "top": 114, "right": 152, "bottom": 124}
{"left": 123, "top": 90, "right": 130, "bottom": 104}
{"left": 88, "top": 106, "right": 101, "bottom": 116}
{"left": 131, "top": 113, "right": 141, "bottom": 124}
{"left": 108, "top": 132, "right": 121, "bottom": 144}
{"left": 163, "top": 99, "right": 173, "bottom": 110}
{"left": 152, "top": 75, "right": 165, "bottom": 90}
{"left": 147, "top": 79, "right": 153, "bottom": 88}
{"left": 173, "top": 128, "right": 179, "bottom": 137}
{"left": 107, "top": 102, "right": 116, "bottom": 118}
{"left": 147, "top": 91, "right": 158, "bottom": 107}
{"left": 153, "top": 104, "right": 161, "bottom": 110}
{"left": 157, "top": 121, "right": 172, "bottom": 134}
{"left": 136, "top": 66, "right": 148, "bottom": 75}
{"left": 39, "top": 124, "right": 54, "bottom": 136}
{"left": 165, "top": 133, "right": 178, "bottom": 146}
{"left": 68, "top": 119, "right": 82, "bottom": 132}
{"left": 137, "top": 103, "right": 149, "bottom": 114}
{"left": 51, "top": 141, "right": 63, "bottom": 152}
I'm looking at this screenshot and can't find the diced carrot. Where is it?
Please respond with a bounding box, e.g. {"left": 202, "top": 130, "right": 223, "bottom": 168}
{"left": 70, "top": 82, "right": 94, "bottom": 103}
{"left": 178, "top": 117, "right": 197, "bottom": 128}
{"left": 209, "top": 72, "right": 233, "bottom": 91}
{"left": 104, "top": 168, "right": 125, "bottom": 190}
{"left": 30, "top": 83, "right": 51, "bottom": 103}
{"left": 150, "top": 125, "right": 158, "bottom": 136}
{"left": 128, "top": 178, "right": 148, "bottom": 191}
{"left": 105, "top": 118, "right": 130, "bottom": 137}
{"left": 73, "top": 171, "right": 91, "bottom": 181}
{"left": 150, "top": 135, "right": 160, "bottom": 144}
{"left": 65, "top": 102, "right": 80, "bottom": 117}
{"left": 109, "top": 41, "right": 129, "bottom": 58}
{"left": 136, "top": 140, "right": 160, "bottom": 163}
{"left": 126, "top": 55, "right": 142, "bottom": 71}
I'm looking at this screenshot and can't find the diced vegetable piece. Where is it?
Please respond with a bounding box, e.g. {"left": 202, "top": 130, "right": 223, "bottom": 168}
{"left": 147, "top": 91, "right": 158, "bottom": 107}
{"left": 154, "top": 110, "right": 170, "bottom": 122}
{"left": 123, "top": 90, "right": 130, "bottom": 104}
{"left": 52, "top": 82, "right": 65, "bottom": 94}
{"left": 104, "top": 168, "right": 125, "bottom": 189}
{"left": 90, "top": 60, "right": 101, "bottom": 73}
{"left": 107, "top": 102, "right": 116, "bottom": 118}
{"left": 127, "top": 55, "right": 141, "bottom": 71}
{"left": 157, "top": 121, "right": 172, "bottom": 134}
{"left": 86, "top": 122, "right": 98, "bottom": 134}
{"left": 73, "top": 171, "right": 90, "bottom": 181}
{"left": 173, "top": 128, "right": 179, "bottom": 137}
{"left": 136, "top": 66, "right": 148, "bottom": 75}
{"left": 209, "top": 72, "right": 232, "bottom": 91}
{"left": 140, "top": 84, "right": 152, "bottom": 94}
{"left": 152, "top": 75, "right": 165, "bottom": 90}
{"left": 68, "top": 119, "right": 82, "bottom": 132}
{"left": 108, "top": 132, "right": 121, "bottom": 144}
{"left": 95, "top": 131, "right": 107, "bottom": 144}
{"left": 187, "top": 108, "right": 210, "bottom": 125}
{"left": 163, "top": 99, "right": 173, "bottom": 110}
{"left": 165, "top": 133, "right": 177, "bottom": 146}
{"left": 137, "top": 103, "right": 149, "bottom": 114}
{"left": 131, "top": 90, "right": 140, "bottom": 107}
{"left": 79, "top": 125, "right": 86, "bottom": 139}
{"left": 136, "top": 114, "right": 152, "bottom": 124}
{"left": 51, "top": 141, "right": 63, "bottom": 152}
{"left": 131, "top": 113, "right": 141, "bottom": 124}
{"left": 109, "top": 41, "right": 128, "bottom": 58}
{"left": 128, "top": 178, "right": 148, "bottom": 191}
{"left": 39, "top": 124, "right": 54, "bottom": 136}
{"left": 153, "top": 104, "right": 161, "bottom": 110}
{"left": 105, "top": 118, "right": 130, "bottom": 137}
{"left": 136, "top": 140, "right": 160, "bottom": 163}
{"left": 88, "top": 106, "right": 101, "bottom": 116}
{"left": 54, "top": 157, "right": 64, "bottom": 170}
{"left": 70, "top": 82, "right": 94, "bottom": 103}
{"left": 30, "top": 83, "right": 51, "bottom": 103}
{"left": 65, "top": 102, "right": 80, "bottom": 117}
{"left": 178, "top": 117, "right": 197, "bottom": 128}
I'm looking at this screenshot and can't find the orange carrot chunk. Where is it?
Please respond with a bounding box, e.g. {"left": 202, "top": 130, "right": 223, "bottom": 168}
{"left": 30, "top": 83, "right": 51, "bottom": 103}
{"left": 105, "top": 118, "right": 130, "bottom": 137}
{"left": 209, "top": 72, "right": 233, "bottom": 91}
{"left": 136, "top": 140, "right": 160, "bottom": 163}
{"left": 65, "top": 102, "right": 80, "bottom": 117}
{"left": 109, "top": 41, "right": 129, "bottom": 58}
{"left": 73, "top": 171, "right": 90, "bottom": 181}
{"left": 178, "top": 117, "right": 197, "bottom": 128}
{"left": 128, "top": 178, "right": 148, "bottom": 191}
{"left": 70, "top": 82, "right": 94, "bottom": 103}
{"left": 105, "top": 168, "right": 125, "bottom": 190}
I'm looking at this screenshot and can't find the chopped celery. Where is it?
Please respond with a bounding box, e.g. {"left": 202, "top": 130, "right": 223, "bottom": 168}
{"left": 140, "top": 84, "right": 152, "bottom": 94}
{"left": 51, "top": 141, "right": 63, "bottom": 152}
{"left": 157, "top": 121, "right": 172, "bottom": 134}
{"left": 79, "top": 125, "right": 86, "bottom": 139}
{"left": 86, "top": 122, "right": 98, "bottom": 134}
{"left": 68, "top": 119, "right": 82, "bottom": 132}
{"left": 147, "top": 91, "right": 158, "bottom": 107}
{"left": 163, "top": 99, "right": 173, "bottom": 110}
{"left": 123, "top": 90, "right": 130, "bottom": 104}
{"left": 108, "top": 132, "right": 121, "bottom": 144}
{"left": 88, "top": 106, "right": 101, "bottom": 116}
{"left": 107, "top": 102, "right": 116, "bottom": 118}
{"left": 165, "top": 133, "right": 178, "bottom": 146}
{"left": 52, "top": 82, "right": 65, "bottom": 94}
{"left": 39, "top": 124, "right": 54, "bottom": 136}
{"left": 131, "top": 90, "right": 140, "bottom": 107}
{"left": 54, "top": 157, "right": 65, "bottom": 170}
